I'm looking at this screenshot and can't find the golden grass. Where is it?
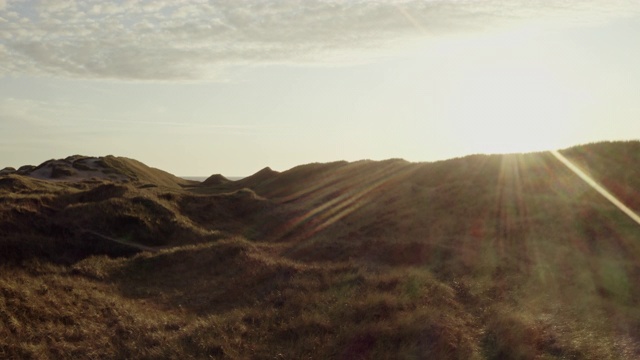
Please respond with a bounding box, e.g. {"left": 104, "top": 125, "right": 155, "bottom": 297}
{"left": 2, "top": 141, "right": 640, "bottom": 358}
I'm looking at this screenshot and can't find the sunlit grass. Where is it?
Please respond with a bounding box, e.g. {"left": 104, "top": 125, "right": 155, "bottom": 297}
{"left": 2, "top": 142, "right": 640, "bottom": 358}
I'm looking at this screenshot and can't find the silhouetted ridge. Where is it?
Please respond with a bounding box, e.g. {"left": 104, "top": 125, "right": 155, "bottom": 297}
{"left": 234, "top": 166, "right": 279, "bottom": 188}
{"left": 97, "top": 156, "right": 196, "bottom": 189}
{"left": 1, "top": 155, "right": 195, "bottom": 189}
{"left": 201, "top": 174, "right": 230, "bottom": 186}
{"left": 251, "top": 159, "right": 413, "bottom": 199}
{"left": 234, "top": 161, "right": 348, "bottom": 198}
{"left": 0, "top": 167, "right": 15, "bottom": 175}
{"left": 2, "top": 140, "right": 640, "bottom": 359}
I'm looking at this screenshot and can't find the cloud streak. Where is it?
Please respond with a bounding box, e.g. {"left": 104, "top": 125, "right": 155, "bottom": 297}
{"left": 0, "top": 0, "right": 638, "bottom": 81}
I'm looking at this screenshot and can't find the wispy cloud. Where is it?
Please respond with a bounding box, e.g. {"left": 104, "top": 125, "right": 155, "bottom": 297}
{"left": 0, "top": 97, "right": 80, "bottom": 127}
{"left": 0, "top": 0, "right": 638, "bottom": 81}
{"left": 98, "top": 119, "right": 263, "bottom": 129}
{"left": 91, "top": 118, "right": 274, "bottom": 135}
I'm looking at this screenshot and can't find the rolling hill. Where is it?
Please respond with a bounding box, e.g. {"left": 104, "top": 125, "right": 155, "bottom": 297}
{"left": 1, "top": 141, "right": 640, "bottom": 359}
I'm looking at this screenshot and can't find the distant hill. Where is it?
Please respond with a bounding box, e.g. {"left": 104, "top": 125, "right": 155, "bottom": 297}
{"left": 182, "top": 176, "right": 244, "bottom": 182}
{"left": 1, "top": 155, "right": 195, "bottom": 189}
{"left": 2, "top": 141, "right": 640, "bottom": 359}
{"left": 201, "top": 174, "right": 231, "bottom": 186}
{"left": 232, "top": 166, "right": 279, "bottom": 188}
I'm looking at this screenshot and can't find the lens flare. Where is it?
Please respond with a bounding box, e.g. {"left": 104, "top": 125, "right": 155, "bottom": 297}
{"left": 551, "top": 150, "right": 640, "bottom": 226}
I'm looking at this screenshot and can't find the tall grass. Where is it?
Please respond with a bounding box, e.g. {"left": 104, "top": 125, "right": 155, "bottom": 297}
{"left": 2, "top": 141, "right": 640, "bottom": 358}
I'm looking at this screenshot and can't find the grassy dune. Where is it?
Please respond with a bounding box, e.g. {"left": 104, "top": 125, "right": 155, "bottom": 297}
{"left": 1, "top": 141, "right": 640, "bottom": 359}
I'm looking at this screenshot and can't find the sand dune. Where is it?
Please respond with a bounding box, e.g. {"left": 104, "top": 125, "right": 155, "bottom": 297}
{"left": 2, "top": 141, "right": 640, "bottom": 358}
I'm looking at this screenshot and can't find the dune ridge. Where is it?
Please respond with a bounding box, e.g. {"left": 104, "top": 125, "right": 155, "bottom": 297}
{"left": 1, "top": 141, "right": 640, "bottom": 359}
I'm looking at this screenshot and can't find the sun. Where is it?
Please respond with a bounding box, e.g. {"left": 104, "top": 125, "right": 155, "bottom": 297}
{"left": 447, "top": 64, "right": 574, "bottom": 155}
{"left": 429, "top": 30, "right": 581, "bottom": 156}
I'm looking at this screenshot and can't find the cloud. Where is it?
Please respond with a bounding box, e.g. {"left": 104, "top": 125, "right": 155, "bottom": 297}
{"left": 0, "top": 0, "right": 638, "bottom": 81}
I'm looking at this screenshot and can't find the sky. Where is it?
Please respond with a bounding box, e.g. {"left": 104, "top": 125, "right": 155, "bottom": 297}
{"left": 1, "top": 1, "right": 640, "bottom": 176}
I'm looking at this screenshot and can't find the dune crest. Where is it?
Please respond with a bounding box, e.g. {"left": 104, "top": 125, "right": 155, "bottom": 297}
{"left": 2, "top": 141, "right": 640, "bottom": 358}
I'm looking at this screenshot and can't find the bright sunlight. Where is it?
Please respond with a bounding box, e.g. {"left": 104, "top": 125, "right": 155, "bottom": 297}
{"left": 434, "top": 29, "right": 582, "bottom": 156}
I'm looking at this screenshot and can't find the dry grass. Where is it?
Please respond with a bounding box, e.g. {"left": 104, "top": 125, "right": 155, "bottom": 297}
{"left": 2, "top": 142, "right": 640, "bottom": 358}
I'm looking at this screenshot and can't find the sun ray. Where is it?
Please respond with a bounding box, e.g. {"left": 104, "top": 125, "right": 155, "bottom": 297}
{"left": 494, "top": 154, "right": 531, "bottom": 260}
{"left": 272, "top": 162, "right": 419, "bottom": 242}
{"left": 551, "top": 150, "right": 640, "bottom": 226}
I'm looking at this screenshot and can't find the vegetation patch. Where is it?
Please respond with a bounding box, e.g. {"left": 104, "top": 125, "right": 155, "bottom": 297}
{"left": 2, "top": 142, "right": 640, "bottom": 358}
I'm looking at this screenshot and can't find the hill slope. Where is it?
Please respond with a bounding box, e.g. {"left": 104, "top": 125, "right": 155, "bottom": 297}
{"left": 2, "top": 142, "right": 640, "bottom": 359}
{"left": 1, "top": 155, "right": 194, "bottom": 189}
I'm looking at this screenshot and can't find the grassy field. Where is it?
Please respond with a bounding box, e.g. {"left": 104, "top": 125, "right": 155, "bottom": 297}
{"left": 2, "top": 142, "right": 640, "bottom": 359}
